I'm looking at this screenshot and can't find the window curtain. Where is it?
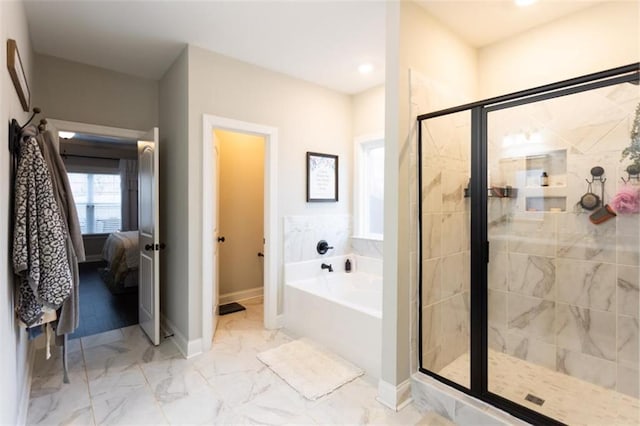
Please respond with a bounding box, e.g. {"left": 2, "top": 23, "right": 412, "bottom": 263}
{"left": 120, "top": 159, "right": 138, "bottom": 231}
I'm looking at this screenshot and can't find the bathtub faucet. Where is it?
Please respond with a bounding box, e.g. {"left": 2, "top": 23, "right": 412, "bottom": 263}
{"left": 321, "top": 263, "right": 333, "bottom": 272}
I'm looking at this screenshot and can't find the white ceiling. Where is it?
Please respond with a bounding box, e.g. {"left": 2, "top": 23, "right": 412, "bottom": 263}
{"left": 24, "top": 0, "right": 387, "bottom": 94}
{"left": 417, "top": 0, "right": 606, "bottom": 48}
{"left": 24, "top": 0, "right": 611, "bottom": 95}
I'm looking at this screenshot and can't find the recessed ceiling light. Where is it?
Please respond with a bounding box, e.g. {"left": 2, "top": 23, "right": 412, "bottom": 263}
{"left": 58, "top": 131, "right": 76, "bottom": 139}
{"left": 515, "top": 0, "right": 537, "bottom": 6}
{"left": 358, "top": 63, "right": 374, "bottom": 75}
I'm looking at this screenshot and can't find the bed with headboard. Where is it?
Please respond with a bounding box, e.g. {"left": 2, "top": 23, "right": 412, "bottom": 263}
{"left": 100, "top": 230, "right": 139, "bottom": 294}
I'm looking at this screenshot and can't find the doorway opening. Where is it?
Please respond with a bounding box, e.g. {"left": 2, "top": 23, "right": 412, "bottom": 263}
{"left": 216, "top": 129, "right": 265, "bottom": 310}
{"left": 48, "top": 120, "right": 148, "bottom": 340}
{"left": 202, "top": 115, "right": 278, "bottom": 353}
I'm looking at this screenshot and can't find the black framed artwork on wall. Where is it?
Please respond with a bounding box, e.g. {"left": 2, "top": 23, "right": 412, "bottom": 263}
{"left": 306, "top": 151, "right": 338, "bottom": 202}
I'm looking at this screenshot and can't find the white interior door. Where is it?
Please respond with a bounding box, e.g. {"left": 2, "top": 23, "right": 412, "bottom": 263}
{"left": 211, "top": 132, "right": 221, "bottom": 335}
{"left": 138, "top": 128, "right": 160, "bottom": 345}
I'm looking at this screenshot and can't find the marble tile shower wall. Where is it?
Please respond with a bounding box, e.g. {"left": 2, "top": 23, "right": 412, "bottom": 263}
{"left": 411, "top": 70, "right": 472, "bottom": 378}
{"left": 283, "top": 215, "right": 352, "bottom": 263}
{"left": 487, "top": 83, "right": 640, "bottom": 398}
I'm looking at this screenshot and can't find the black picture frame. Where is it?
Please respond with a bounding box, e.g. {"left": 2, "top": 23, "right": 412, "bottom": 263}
{"left": 306, "top": 151, "right": 338, "bottom": 202}
{"left": 6, "top": 39, "right": 29, "bottom": 112}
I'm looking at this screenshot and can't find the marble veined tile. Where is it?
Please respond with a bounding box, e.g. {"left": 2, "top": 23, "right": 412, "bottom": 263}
{"left": 88, "top": 368, "right": 148, "bottom": 402}
{"left": 556, "top": 303, "right": 616, "bottom": 361}
{"left": 283, "top": 214, "right": 351, "bottom": 263}
{"left": 422, "top": 258, "right": 442, "bottom": 306}
{"left": 617, "top": 214, "right": 640, "bottom": 267}
{"left": 81, "top": 328, "right": 124, "bottom": 350}
{"left": 32, "top": 346, "right": 84, "bottom": 378}
{"left": 27, "top": 299, "right": 423, "bottom": 426}
{"left": 557, "top": 212, "right": 616, "bottom": 263}
{"left": 422, "top": 167, "right": 442, "bottom": 213}
{"left": 488, "top": 290, "right": 507, "bottom": 328}
{"left": 351, "top": 237, "right": 383, "bottom": 259}
{"left": 27, "top": 371, "right": 92, "bottom": 426}
{"left": 556, "top": 259, "right": 616, "bottom": 311}
{"left": 507, "top": 294, "right": 555, "bottom": 344}
{"left": 618, "top": 364, "right": 640, "bottom": 399}
{"left": 556, "top": 348, "right": 617, "bottom": 390}
{"left": 506, "top": 332, "right": 555, "bottom": 370}
{"left": 488, "top": 250, "right": 508, "bottom": 291}
{"left": 618, "top": 315, "right": 639, "bottom": 366}
{"left": 441, "top": 213, "right": 466, "bottom": 255}
{"left": 422, "top": 213, "right": 442, "bottom": 260}
{"left": 441, "top": 170, "right": 465, "bottom": 213}
{"left": 508, "top": 253, "right": 555, "bottom": 300}
{"left": 618, "top": 265, "right": 640, "bottom": 318}
{"left": 441, "top": 252, "right": 469, "bottom": 298}
{"left": 159, "top": 386, "right": 223, "bottom": 425}
{"left": 91, "top": 383, "right": 167, "bottom": 425}
{"left": 422, "top": 303, "right": 441, "bottom": 355}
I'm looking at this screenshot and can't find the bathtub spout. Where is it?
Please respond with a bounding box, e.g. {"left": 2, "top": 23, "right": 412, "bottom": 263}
{"left": 321, "top": 263, "right": 333, "bottom": 272}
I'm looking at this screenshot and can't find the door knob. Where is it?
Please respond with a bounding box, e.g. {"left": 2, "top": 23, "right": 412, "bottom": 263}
{"left": 257, "top": 252, "right": 264, "bottom": 257}
{"left": 144, "top": 244, "right": 154, "bottom": 251}
{"left": 217, "top": 236, "right": 225, "bottom": 243}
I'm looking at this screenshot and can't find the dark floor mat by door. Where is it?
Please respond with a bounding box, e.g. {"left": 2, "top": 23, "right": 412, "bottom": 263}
{"left": 219, "top": 302, "right": 246, "bottom": 316}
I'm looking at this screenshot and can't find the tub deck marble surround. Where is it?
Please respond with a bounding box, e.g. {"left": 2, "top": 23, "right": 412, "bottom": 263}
{"left": 27, "top": 298, "right": 425, "bottom": 425}
{"left": 437, "top": 349, "right": 640, "bottom": 425}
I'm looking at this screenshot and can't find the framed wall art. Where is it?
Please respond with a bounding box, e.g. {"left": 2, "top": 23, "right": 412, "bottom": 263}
{"left": 6, "top": 39, "right": 29, "bottom": 112}
{"left": 306, "top": 151, "right": 338, "bottom": 202}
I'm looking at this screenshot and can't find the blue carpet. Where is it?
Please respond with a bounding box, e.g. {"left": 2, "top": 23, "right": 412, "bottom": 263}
{"left": 69, "top": 261, "right": 138, "bottom": 340}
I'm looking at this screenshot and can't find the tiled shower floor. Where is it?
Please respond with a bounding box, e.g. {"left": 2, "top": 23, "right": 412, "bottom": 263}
{"left": 438, "top": 350, "right": 640, "bottom": 425}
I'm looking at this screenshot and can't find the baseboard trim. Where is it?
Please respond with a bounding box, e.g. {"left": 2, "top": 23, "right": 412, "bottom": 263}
{"left": 17, "top": 341, "right": 36, "bottom": 425}
{"left": 219, "top": 287, "right": 263, "bottom": 305}
{"left": 377, "top": 378, "right": 413, "bottom": 412}
{"left": 160, "top": 314, "right": 202, "bottom": 359}
{"left": 275, "top": 314, "right": 284, "bottom": 329}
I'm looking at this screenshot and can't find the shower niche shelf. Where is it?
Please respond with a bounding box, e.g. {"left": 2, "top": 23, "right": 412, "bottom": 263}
{"left": 523, "top": 149, "right": 568, "bottom": 211}
{"left": 525, "top": 196, "right": 567, "bottom": 212}
{"left": 524, "top": 149, "right": 567, "bottom": 187}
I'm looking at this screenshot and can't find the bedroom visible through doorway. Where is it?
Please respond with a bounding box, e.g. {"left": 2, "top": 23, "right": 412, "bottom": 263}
{"left": 57, "top": 129, "right": 142, "bottom": 339}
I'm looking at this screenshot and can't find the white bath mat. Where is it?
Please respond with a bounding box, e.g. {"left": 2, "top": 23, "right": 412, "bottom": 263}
{"left": 257, "top": 338, "right": 364, "bottom": 400}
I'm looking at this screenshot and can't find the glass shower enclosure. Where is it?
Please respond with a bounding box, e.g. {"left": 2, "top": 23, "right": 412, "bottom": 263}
{"left": 418, "top": 63, "right": 640, "bottom": 425}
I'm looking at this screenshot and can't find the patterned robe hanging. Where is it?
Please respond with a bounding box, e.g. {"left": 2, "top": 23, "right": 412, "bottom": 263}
{"left": 12, "top": 135, "right": 72, "bottom": 325}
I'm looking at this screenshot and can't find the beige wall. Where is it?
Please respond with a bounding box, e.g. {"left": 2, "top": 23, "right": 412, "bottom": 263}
{"left": 384, "top": 0, "right": 478, "bottom": 387}
{"left": 158, "top": 48, "right": 190, "bottom": 338}
{"left": 186, "top": 45, "right": 352, "bottom": 339}
{"left": 352, "top": 84, "right": 385, "bottom": 139}
{"left": 0, "top": 1, "right": 34, "bottom": 423}
{"left": 217, "top": 130, "right": 265, "bottom": 297}
{"left": 33, "top": 53, "right": 159, "bottom": 130}
{"left": 479, "top": 2, "right": 640, "bottom": 98}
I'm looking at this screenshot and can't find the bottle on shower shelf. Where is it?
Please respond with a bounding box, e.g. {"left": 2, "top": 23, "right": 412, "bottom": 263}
{"left": 540, "top": 171, "right": 549, "bottom": 187}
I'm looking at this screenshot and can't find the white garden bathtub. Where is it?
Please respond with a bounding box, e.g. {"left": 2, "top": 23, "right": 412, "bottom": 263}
{"left": 284, "top": 256, "right": 382, "bottom": 378}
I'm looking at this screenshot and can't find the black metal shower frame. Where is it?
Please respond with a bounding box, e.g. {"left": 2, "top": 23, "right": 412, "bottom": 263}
{"left": 417, "top": 62, "right": 640, "bottom": 426}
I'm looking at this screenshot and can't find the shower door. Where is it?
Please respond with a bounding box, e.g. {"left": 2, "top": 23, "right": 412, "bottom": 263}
{"left": 485, "top": 73, "right": 640, "bottom": 425}
{"left": 418, "top": 63, "right": 640, "bottom": 426}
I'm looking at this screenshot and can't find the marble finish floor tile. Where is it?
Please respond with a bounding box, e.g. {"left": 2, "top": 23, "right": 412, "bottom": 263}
{"left": 27, "top": 297, "right": 422, "bottom": 425}
{"left": 438, "top": 350, "right": 640, "bottom": 425}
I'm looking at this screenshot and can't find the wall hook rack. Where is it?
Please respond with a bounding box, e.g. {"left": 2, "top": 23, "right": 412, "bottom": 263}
{"left": 621, "top": 165, "right": 640, "bottom": 184}
{"left": 585, "top": 166, "right": 606, "bottom": 185}
{"left": 621, "top": 173, "right": 640, "bottom": 184}
{"left": 8, "top": 106, "right": 42, "bottom": 153}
